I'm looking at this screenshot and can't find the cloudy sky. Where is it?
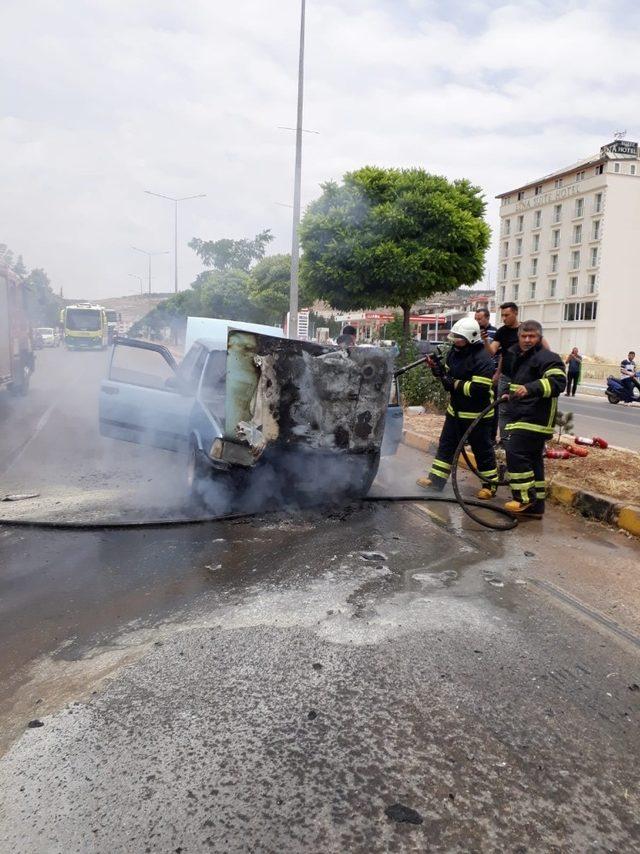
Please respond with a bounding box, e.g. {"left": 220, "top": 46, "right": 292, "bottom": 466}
{"left": 1, "top": 0, "right": 639, "bottom": 300}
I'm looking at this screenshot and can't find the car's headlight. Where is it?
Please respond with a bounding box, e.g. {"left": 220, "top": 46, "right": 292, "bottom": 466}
{"left": 209, "top": 438, "right": 224, "bottom": 459}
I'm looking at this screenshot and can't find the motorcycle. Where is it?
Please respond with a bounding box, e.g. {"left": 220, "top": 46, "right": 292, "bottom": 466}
{"left": 605, "top": 371, "right": 640, "bottom": 404}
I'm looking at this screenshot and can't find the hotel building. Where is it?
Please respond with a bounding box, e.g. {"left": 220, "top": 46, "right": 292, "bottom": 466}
{"left": 496, "top": 139, "right": 640, "bottom": 359}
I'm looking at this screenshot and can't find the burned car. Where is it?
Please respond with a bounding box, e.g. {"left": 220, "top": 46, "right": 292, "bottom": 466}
{"left": 99, "top": 328, "right": 402, "bottom": 510}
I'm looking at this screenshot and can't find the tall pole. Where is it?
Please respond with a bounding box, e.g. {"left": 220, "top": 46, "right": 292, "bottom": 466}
{"left": 132, "top": 247, "right": 170, "bottom": 296}
{"left": 144, "top": 192, "right": 206, "bottom": 294}
{"left": 174, "top": 199, "right": 179, "bottom": 294}
{"left": 289, "top": 0, "right": 306, "bottom": 339}
{"left": 148, "top": 255, "right": 152, "bottom": 295}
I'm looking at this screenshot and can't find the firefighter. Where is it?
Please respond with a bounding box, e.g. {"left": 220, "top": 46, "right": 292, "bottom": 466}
{"left": 417, "top": 317, "right": 498, "bottom": 499}
{"left": 501, "top": 320, "right": 566, "bottom": 518}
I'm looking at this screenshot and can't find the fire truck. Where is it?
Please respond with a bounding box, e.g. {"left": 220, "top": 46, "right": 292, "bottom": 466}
{"left": 0, "top": 262, "right": 35, "bottom": 395}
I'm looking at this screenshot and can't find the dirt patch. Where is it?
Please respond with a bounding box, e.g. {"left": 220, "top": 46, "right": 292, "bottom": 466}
{"left": 546, "top": 443, "right": 640, "bottom": 505}
{"left": 403, "top": 412, "right": 640, "bottom": 506}
{"left": 405, "top": 411, "right": 445, "bottom": 438}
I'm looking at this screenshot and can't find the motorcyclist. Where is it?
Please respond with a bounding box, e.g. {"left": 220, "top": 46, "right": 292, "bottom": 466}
{"left": 620, "top": 351, "right": 637, "bottom": 396}
{"left": 416, "top": 318, "right": 498, "bottom": 499}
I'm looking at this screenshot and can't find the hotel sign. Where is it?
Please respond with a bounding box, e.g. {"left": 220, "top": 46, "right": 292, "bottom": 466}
{"left": 602, "top": 140, "right": 638, "bottom": 157}
{"left": 515, "top": 183, "right": 582, "bottom": 213}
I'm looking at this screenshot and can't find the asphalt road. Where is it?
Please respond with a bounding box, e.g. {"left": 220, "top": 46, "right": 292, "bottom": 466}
{"left": 1, "top": 347, "right": 640, "bottom": 852}
{"left": 557, "top": 392, "right": 640, "bottom": 450}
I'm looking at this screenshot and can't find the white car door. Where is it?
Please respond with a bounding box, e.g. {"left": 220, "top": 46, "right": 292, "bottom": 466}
{"left": 99, "top": 339, "right": 198, "bottom": 451}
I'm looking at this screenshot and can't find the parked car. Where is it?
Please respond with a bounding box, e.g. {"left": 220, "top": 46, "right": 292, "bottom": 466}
{"left": 99, "top": 330, "right": 399, "bottom": 511}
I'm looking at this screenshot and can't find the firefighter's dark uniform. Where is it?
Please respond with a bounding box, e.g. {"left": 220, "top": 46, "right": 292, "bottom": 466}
{"left": 428, "top": 343, "right": 497, "bottom": 491}
{"left": 501, "top": 343, "right": 566, "bottom": 514}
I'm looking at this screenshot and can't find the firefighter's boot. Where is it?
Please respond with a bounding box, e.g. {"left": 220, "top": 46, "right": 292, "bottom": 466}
{"left": 416, "top": 475, "right": 446, "bottom": 491}
{"left": 504, "top": 499, "right": 545, "bottom": 519}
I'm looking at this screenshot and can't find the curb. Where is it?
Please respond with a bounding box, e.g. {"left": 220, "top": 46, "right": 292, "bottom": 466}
{"left": 402, "top": 428, "right": 640, "bottom": 537}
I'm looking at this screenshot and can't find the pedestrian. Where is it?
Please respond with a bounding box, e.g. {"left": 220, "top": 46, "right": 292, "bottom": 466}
{"left": 619, "top": 350, "right": 637, "bottom": 395}
{"left": 475, "top": 308, "right": 499, "bottom": 440}
{"left": 500, "top": 320, "right": 566, "bottom": 518}
{"left": 482, "top": 302, "right": 521, "bottom": 444}
{"left": 564, "top": 347, "right": 582, "bottom": 396}
{"left": 416, "top": 318, "right": 498, "bottom": 499}
{"left": 336, "top": 324, "right": 357, "bottom": 348}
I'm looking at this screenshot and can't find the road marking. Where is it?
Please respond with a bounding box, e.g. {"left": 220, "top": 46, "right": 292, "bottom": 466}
{"left": 1, "top": 403, "right": 56, "bottom": 477}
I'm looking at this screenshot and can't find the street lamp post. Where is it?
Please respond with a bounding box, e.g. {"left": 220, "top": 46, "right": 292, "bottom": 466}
{"left": 128, "top": 273, "right": 144, "bottom": 295}
{"left": 289, "top": 0, "right": 306, "bottom": 339}
{"left": 131, "top": 247, "right": 170, "bottom": 295}
{"left": 144, "top": 192, "right": 206, "bottom": 293}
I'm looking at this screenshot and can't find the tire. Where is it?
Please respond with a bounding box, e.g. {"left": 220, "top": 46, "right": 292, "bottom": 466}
{"left": 186, "top": 444, "right": 208, "bottom": 509}
{"left": 9, "top": 362, "right": 30, "bottom": 396}
{"left": 606, "top": 392, "right": 619, "bottom": 405}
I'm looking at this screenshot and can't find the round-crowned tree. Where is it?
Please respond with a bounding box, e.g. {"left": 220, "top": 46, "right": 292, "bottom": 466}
{"left": 299, "top": 166, "right": 491, "bottom": 335}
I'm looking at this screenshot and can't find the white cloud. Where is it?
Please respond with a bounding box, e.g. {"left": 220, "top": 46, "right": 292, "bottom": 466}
{"left": 0, "top": 0, "right": 639, "bottom": 298}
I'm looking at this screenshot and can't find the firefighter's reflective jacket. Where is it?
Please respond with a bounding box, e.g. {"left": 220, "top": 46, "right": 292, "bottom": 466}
{"left": 444, "top": 342, "right": 495, "bottom": 419}
{"left": 501, "top": 343, "right": 567, "bottom": 435}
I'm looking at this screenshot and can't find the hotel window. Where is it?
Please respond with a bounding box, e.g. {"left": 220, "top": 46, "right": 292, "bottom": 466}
{"left": 554, "top": 177, "right": 563, "bottom": 188}
{"left": 551, "top": 254, "right": 558, "bottom": 273}
{"left": 569, "top": 275, "right": 578, "bottom": 295}
{"left": 549, "top": 279, "right": 557, "bottom": 297}
{"left": 534, "top": 184, "right": 543, "bottom": 196}
{"left": 592, "top": 220, "right": 601, "bottom": 240}
{"left": 576, "top": 170, "right": 585, "bottom": 181}
{"left": 631, "top": 164, "right": 637, "bottom": 175}
{"left": 504, "top": 219, "right": 511, "bottom": 235}
{"left": 514, "top": 260, "right": 521, "bottom": 278}
{"left": 564, "top": 301, "right": 598, "bottom": 321}
{"left": 501, "top": 263, "right": 508, "bottom": 281}
{"left": 502, "top": 241, "right": 509, "bottom": 258}
{"left": 533, "top": 210, "right": 542, "bottom": 228}
{"left": 532, "top": 233, "right": 540, "bottom": 252}
{"left": 572, "top": 224, "right": 582, "bottom": 244}
{"left": 552, "top": 229, "right": 560, "bottom": 248}
{"left": 588, "top": 274, "right": 596, "bottom": 294}
{"left": 517, "top": 214, "right": 524, "bottom": 232}
{"left": 590, "top": 247, "right": 598, "bottom": 267}
{"left": 595, "top": 164, "right": 604, "bottom": 175}
{"left": 515, "top": 237, "right": 522, "bottom": 255}
{"left": 517, "top": 190, "right": 525, "bottom": 200}
{"left": 530, "top": 258, "right": 538, "bottom": 276}
{"left": 570, "top": 251, "right": 580, "bottom": 270}
{"left": 513, "top": 283, "right": 519, "bottom": 300}
{"left": 594, "top": 192, "right": 603, "bottom": 212}
{"left": 614, "top": 162, "right": 621, "bottom": 173}
{"left": 553, "top": 204, "right": 562, "bottom": 223}
{"left": 529, "top": 281, "right": 536, "bottom": 299}
{"left": 575, "top": 198, "right": 584, "bottom": 217}
{"left": 500, "top": 285, "right": 506, "bottom": 302}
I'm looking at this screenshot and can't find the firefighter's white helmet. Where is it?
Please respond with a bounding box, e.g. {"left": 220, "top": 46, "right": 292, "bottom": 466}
{"left": 448, "top": 317, "right": 481, "bottom": 344}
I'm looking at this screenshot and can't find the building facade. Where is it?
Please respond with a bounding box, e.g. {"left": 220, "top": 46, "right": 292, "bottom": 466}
{"left": 496, "top": 139, "right": 640, "bottom": 359}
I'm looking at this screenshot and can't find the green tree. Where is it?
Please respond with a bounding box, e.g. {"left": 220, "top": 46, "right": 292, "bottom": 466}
{"left": 300, "top": 166, "right": 491, "bottom": 335}
{"left": 24, "top": 268, "right": 64, "bottom": 326}
{"left": 13, "top": 254, "right": 27, "bottom": 276}
{"left": 189, "top": 229, "right": 274, "bottom": 271}
{"left": 248, "top": 254, "right": 314, "bottom": 326}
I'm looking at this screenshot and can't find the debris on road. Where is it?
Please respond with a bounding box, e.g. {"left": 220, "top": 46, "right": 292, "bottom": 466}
{"left": 360, "top": 551, "right": 387, "bottom": 562}
{"left": 2, "top": 493, "right": 40, "bottom": 502}
{"left": 26, "top": 720, "right": 44, "bottom": 729}
{"left": 385, "top": 803, "right": 424, "bottom": 825}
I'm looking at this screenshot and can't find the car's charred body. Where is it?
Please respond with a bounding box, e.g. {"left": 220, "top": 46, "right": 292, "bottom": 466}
{"left": 99, "top": 330, "right": 398, "bottom": 511}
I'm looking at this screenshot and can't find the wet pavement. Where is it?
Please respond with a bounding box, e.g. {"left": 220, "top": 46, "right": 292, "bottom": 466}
{"left": 1, "top": 347, "right": 640, "bottom": 851}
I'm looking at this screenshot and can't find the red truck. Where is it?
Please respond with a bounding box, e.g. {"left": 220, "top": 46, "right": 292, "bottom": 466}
{"left": 0, "top": 262, "right": 35, "bottom": 395}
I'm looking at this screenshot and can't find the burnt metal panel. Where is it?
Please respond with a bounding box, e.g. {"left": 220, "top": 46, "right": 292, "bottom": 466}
{"left": 225, "top": 331, "right": 393, "bottom": 459}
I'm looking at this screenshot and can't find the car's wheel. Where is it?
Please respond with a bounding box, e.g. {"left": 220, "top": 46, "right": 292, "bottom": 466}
{"left": 9, "top": 362, "right": 30, "bottom": 396}
{"left": 606, "top": 391, "right": 619, "bottom": 405}
{"left": 186, "top": 444, "right": 208, "bottom": 510}
{"left": 345, "top": 452, "right": 381, "bottom": 499}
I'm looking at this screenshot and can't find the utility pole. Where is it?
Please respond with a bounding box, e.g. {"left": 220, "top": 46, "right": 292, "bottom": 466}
{"left": 144, "top": 192, "right": 206, "bottom": 293}
{"left": 289, "top": 0, "right": 306, "bottom": 339}
{"left": 128, "top": 273, "right": 144, "bottom": 296}
{"left": 131, "top": 247, "right": 170, "bottom": 295}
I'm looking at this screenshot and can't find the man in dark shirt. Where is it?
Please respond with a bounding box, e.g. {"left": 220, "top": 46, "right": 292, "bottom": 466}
{"left": 336, "top": 324, "right": 357, "bottom": 348}
{"left": 482, "top": 302, "right": 520, "bottom": 442}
